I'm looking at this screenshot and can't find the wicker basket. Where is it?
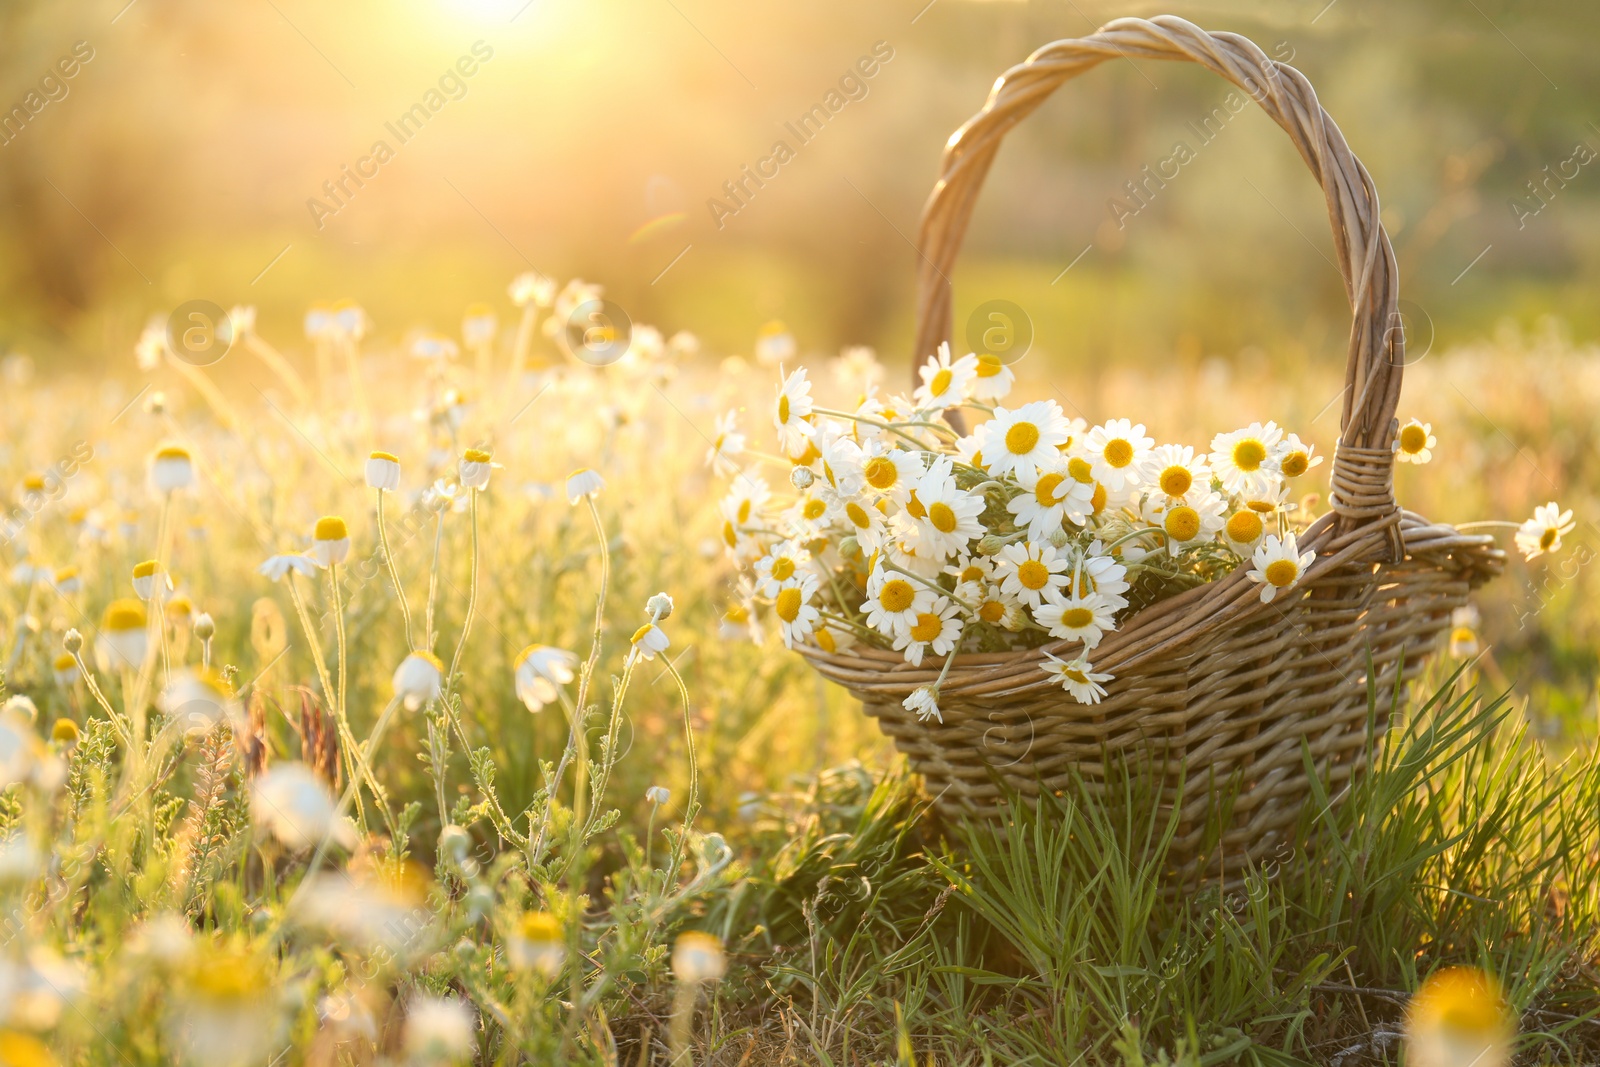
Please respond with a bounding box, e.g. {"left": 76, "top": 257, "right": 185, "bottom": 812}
{"left": 797, "top": 16, "right": 1506, "bottom": 877}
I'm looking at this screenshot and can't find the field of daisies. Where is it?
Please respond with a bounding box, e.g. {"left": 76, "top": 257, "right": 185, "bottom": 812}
{"left": 2, "top": 279, "right": 1599, "bottom": 1067}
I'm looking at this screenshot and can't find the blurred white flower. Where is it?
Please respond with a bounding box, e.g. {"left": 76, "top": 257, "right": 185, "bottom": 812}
{"left": 513, "top": 644, "right": 577, "bottom": 712}
{"left": 394, "top": 651, "right": 444, "bottom": 710}
{"left": 404, "top": 996, "right": 475, "bottom": 1065}
{"left": 251, "top": 762, "right": 352, "bottom": 851}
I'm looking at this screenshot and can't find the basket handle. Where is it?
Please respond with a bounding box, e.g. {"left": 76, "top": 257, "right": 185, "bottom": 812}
{"left": 913, "top": 15, "right": 1403, "bottom": 541}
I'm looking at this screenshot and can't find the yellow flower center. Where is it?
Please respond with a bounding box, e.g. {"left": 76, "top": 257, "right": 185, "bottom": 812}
{"left": 1004, "top": 421, "right": 1040, "bottom": 455}
{"left": 1016, "top": 560, "right": 1049, "bottom": 590}
{"left": 103, "top": 599, "right": 147, "bottom": 631}
{"left": 1279, "top": 450, "right": 1309, "bottom": 477}
{"left": 960, "top": 565, "right": 984, "bottom": 584}
{"left": 1232, "top": 439, "right": 1267, "bottom": 472}
{"left": 929, "top": 368, "right": 953, "bottom": 396}
{"left": 1060, "top": 607, "right": 1094, "bottom": 629}
{"left": 775, "top": 587, "right": 802, "bottom": 623}
{"left": 519, "top": 912, "right": 561, "bottom": 943}
{"left": 928, "top": 501, "right": 957, "bottom": 533}
{"left": 905, "top": 490, "right": 926, "bottom": 520}
{"left": 1247, "top": 498, "right": 1278, "bottom": 513}
{"left": 864, "top": 456, "right": 898, "bottom": 490}
{"left": 1103, "top": 438, "right": 1133, "bottom": 468}
{"left": 1090, "top": 483, "right": 1107, "bottom": 514}
{"left": 315, "top": 516, "right": 347, "bottom": 541}
{"left": 978, "top": 600, "right": 1005, "bottom": 623}
{"left": 1226, "top": 511, "right": 1263, "bottom": 543}
{"left": 1063, "top": 667, "right": 1089, "bottom": 684}
{"left": 1541, "top": 527, "right": 1558, "bottom": 550}
{"left": 1264, "top": 559, "right": 1300, "bottom": 587}
{"left": 845, "top": 502, "right": 871, "bottom": 529}
{"left": 770, "top": 557, "right": 795, "bottom": 581}
{"left": 737, "top": 499, "right": 752, "bottom": 523}
{"left": 794, "top": 441, "right": 820, "bottom": 466}
{"left": 132, "top": 559, "right": 160, "bottom": 579}
{"left": 1067, "top": 457, "right": 1094, "bottom": 484}
{"left": 976, "top": 353, "right": 1002, "bottom": 378}
{"left": 815, "top": 628, "right": 837, "bottom": 652}
{"left": 630, "top": 624, "right": 656, "bottom": 645}
{"left": 1164, "top": 506, "right": 1201, "bottom": 542}
{"left": 909, "top": 613, "right": 942, "bottom": 642}
{"left": 1035, "top": 472, "right": 1065, "bottom": 507}
{"left": 463, "top": 448, "right": 491, "bottom": 463}
{"left": 155, "top": 446, "right": 191, "bottom": 462}
{"left": 370, "top": 450, "right": 399, "bottom": 463}
{"left": 802, "top": 497, "right": 827, "bottom": 521}
{"left": 722, "top": 521, "right": 737, "bottom": 547}
{"left": 725, "top": 603, "right": 749, "bottom": 624}
{"left": 878, "top": 579, "right": 915, "bottom": 613}
{"left": 777, "top": 395, "right": 791, "bottom": 424}
{"left": 1398, "top": 424, "right": 1428, "bottom": 454}
{"left": 1158, "top": 466, "right": 1192, "bottom": 496}
{"left": 1450, "top": 626, "right": 1476, "bottom": 645}
{"left": 52, "top": 719, "right": 80, "bottom": 742}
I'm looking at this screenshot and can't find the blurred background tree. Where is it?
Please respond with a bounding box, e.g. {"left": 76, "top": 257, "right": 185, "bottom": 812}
{"left": 0, "top": 0, "right": 1595, "bottom": 374}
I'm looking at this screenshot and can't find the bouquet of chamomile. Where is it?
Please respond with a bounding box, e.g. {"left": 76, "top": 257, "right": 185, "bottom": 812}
{"left": 711, "top": 345, "right": 1439, "bottom": 722}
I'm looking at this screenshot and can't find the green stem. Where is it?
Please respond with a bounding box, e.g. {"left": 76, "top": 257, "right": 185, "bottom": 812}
{"left": 448, "top": 489, "right": 480, "bottom": 685}
{"left": 376, "top": 489, "right": 416, "bottom": 650}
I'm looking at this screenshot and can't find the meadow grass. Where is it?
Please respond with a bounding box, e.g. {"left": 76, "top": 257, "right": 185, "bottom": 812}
{"left": 0, "top": 308, "right": 1595, "bottom": 1064}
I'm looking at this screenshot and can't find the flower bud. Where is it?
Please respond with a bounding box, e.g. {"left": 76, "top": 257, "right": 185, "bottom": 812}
{"left": 976, "top": 534, "right": 1008, "bottom": 557}
{"left": 63, "top": 628, "right": 83, "bottom": 654}
{"left": 193, "top": 612, "right": 216, "bottom": 641}
{"left": 646, "top": 592, "right": 675, "bottom": 622}
{"left": 789, "top": 466, "right": 815, "bottom": 489}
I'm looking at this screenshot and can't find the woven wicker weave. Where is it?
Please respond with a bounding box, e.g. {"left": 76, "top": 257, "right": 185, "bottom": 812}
{"left": 797, "top": 16, "right": 1505, "bottom": 876}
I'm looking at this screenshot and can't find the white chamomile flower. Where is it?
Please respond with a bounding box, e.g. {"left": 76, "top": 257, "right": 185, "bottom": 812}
{"left": 944, "top": 552, "right": 995, "bottom": 598}
{"left": 458, "top": 448, "right": 496, "bottom": 491}
{"left": 910, "top": 457, "right": 984, "bottom": 558}
{"left": 1210, "top": 422, "right": 1284, "bottom": 498}
{"left": 785, "top": 491, "right": 831, "bottom": 536}
{"left": 1137, "top": 444, "right": 1213, "bottom": 505}
{"left": 513, "top": 645, "right": 577, "bottom": 711}
{"left": 1033, "top": 591, "right": 1117, "bottom": 648}
{"left": 912, "top": 343, "right": 977, "bottom": 411}
{"left": 981, "top": 400, "right": 1072, "bottom": 479}
{"left": 51, "top": 566, "right": 81, "bottom": 595}
{"left": 566, "top": 468, "right": 605, "bottom": 504}
{"left": 149, "top": 445, "right": 195, "bottom": 495}
{"left": 509, "top": 270, "right": 556, "bottom": 308}
{"left": 1041, "top": 651, "right": 1112, "bottom": 704}
{"left": 858, "top": 441, "right": 925, "bottom": 503}
{"left": 1084, "top": 419, "right": 1153, "bottom": 492}
{"left": 258, "top": 553, "right": 318, "bottom": 582}
{"left": 968, "top": 352, "right": 1014, "bottom": 402}
{"left": 1064, "top": 542, "right": 1130, "bottom": 608}
{"left": 719, "top": 475, "right": 772, "bottom": 555}
{"left": 310, "top": 516, "right": 351, "bottom": 567}
{"left": 811, "top": 618, "right": 856, "bottom": 655}
{"left": 1222, "top": 508, "right": 1268, "bottom": 555}
{"left": 812, "top": 430, "right": 865, "bottom": 499}
{"left": 1147, "top": 490, "right": 1227, "bottom": 554}
{"left": 831, "top": 493, "right": 890, "bottom": 553}
{"left": 753, "top": 540, "right": 811, "bottom": 597}
{"left": 953, "top": 431, "right": 988, "bottom": 473}
{"left": 1395, "top": 419, "right": 1436, "bottom": 465}
{"left": 251, "top": 762, "right": 353, "bottom": 851}
{"left": 772, "top": 572, "right": 821, "bottom": 648}
{"left": 1247, "top": 533, "right": 1316, "bottom": 603}
{"left": 366, "top": 451, "right": 401, "bottom": 491}
{"left": 1009, "top": 460, "right": 1095, "bottom": 539}
{"left": 393, "top": 651, "right": 444, "bottom": 710}
{"left": 903, "top": 684, "right": 942, "bottom": 724}
{"left": 892, "top": 595, "right": 963, "bottom": 666}
{"left": 404, "top": 996, "right": 475, "bottom": 1065}
{"left": 628, "top": 621, "right": 670, "bottom": 664}
{"left": 131, "top": 559, "right": 171, "bottom": 601}
{"left": 773, "top": 367, "right": 816, "bottom": 456}
{"left": 1515, "top": 502, "right": 1575, "bottom": 561}
{"left": 996, "top": 540, "right": 1069, "bottom": 609}
{"left": 863, "top": 566, "right": 934, "bottom": 639}
{"left": 705, "top": 411, "right": 746, "bottom": 475}
{"left": 1273, "top": 433, "right": 1322, "bottom": 479}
